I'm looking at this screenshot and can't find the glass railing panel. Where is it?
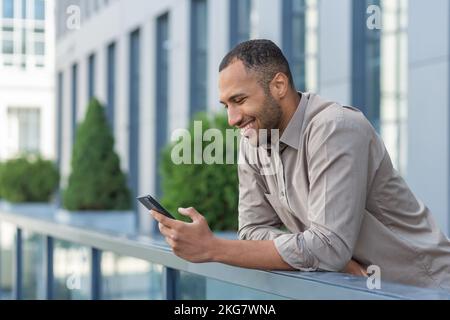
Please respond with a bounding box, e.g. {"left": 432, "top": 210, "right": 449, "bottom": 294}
{"left": 0, "top": 222, "right": 15, "bottom": 300}
{"left": 176, "top": 270, "right": 287, "bottom": 300}
{"left": 22, "top": 230, "right": 45, "bottom": 300}
{"left": 101, "top": 251, "right": 163, "bottom": 300}
{"left": 52, "top": 239, "right": 91, "bottom": 300}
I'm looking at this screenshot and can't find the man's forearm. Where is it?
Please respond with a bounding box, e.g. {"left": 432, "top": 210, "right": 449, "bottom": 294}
{"left": 209, "top": 237, "right": 296, "bottom": 270}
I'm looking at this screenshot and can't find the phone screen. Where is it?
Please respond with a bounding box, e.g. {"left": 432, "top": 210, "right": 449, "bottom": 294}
{"left": 137, "top": 195, "right": 176, "bottom": 219}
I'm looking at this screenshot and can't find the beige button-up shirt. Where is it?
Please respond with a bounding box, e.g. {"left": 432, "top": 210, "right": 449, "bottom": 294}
{"left": 238, "top": 92, "right": 450, "bottom": 290}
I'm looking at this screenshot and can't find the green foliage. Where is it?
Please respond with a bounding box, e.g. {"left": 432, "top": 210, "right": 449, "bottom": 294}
{"left": 63, "top": 98, "right": 131, "bottom": 211}
{"left": 0, "top": 156, "right": 59, "bottom": 203}
{"left": 160, "top": 112, "right": 239, "bottom": 231}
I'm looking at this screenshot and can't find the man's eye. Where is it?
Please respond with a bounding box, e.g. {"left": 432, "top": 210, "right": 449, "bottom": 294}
{"left": 236, "top": 98, "right": 246, "bottom": 105}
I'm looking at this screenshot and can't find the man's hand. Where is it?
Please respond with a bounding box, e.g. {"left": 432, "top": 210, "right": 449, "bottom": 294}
{"left": 151, "top": 207, "right": 216, "bottom": 263}
{"left": 151, "top": 209, "right": 368, "bottom": 276}
{"left": 342, "top": 259, "right": 368, "bottom": 277}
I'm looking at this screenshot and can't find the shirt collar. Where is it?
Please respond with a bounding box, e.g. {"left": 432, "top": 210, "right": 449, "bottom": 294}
{"left": 279, "top": 92, "right": 309, "bottom": 150}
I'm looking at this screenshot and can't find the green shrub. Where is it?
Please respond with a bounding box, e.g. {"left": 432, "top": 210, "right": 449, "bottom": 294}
{"left": 160, "top": 112, "right": 239, "bottom": 231}
{"left": 0, "top": 156, "right": 59, "bottom": 203}
{"left": 63, "top": 98, "right": 131, "bottom": 211}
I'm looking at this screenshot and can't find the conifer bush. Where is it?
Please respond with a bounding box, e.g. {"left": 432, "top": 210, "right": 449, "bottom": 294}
{"left": 63, "top": 98, "right": 131, "bottom": 211}
{"left": 160, "top": 112, "right": 239, "bottom": 231}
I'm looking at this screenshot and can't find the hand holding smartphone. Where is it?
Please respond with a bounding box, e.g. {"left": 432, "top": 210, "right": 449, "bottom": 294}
{"left": 137, "top": 195, "right": 176, "bottom": 220}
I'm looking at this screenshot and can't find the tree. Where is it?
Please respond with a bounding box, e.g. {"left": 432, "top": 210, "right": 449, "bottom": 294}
{"left": 160, "top": 112, "right": 239, "bottom": 231}
{"left": 63, "top": 98, "right": 131, "bottom": 211}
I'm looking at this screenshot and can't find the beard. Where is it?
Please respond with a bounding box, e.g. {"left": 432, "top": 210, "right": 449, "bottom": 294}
{"left": 247, "top": 93, "right": 283, "bottom": 147}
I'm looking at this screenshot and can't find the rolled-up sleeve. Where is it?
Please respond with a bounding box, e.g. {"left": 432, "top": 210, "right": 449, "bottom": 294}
{"left": 274, "top": 113, "right": 371, "bottom": 272}
{"left": 238, "top": 140, "right": 288, "bottom": 241}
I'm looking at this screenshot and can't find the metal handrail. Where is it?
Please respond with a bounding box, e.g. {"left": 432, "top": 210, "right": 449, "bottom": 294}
{"left": 0, "top": 203, "right": 449, "bottom": 300}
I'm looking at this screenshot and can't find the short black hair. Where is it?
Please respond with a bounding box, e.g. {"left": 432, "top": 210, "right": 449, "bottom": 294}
{"left": 219, "top": 39, "right": 295, "bottom": 92}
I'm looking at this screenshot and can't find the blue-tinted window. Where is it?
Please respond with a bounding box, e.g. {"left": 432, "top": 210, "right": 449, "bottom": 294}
{"left": 106, "top": 42, "right": 116, "bottom": 129}
{"left": 283, "top": 0, "right": 307, "bottom": 91}
{"left": 229, "top": 0, "right": 251, "bottom": 48}
{"left": 88, "top": 53, "right": 96, "bottom": 101}
{"left": 190, "top": 0, "right": 208, "bottom": 117}
{"left": 352, "top": 0, "right": 381, "bottom": 132}
{"left": 3, "top": 0, "right": 14, "bottom": 18}
{"left": 2, "top": 40, "right": 14, "bottom": 54}
{"left": 71, "top": 63, "right": 78, "bottom": 144}
{"left": 34, "top": 41, "right": 45, "bottom": 55}
{"left": 155, "top": 13, "right": 169, "bottom": 198}
{"left": 22, "top": 0, "right": 26, "bottom": 18}
{"left": 34, "top": 0, "right": 45, "bottom": 20}
{"left": 129, "top": 29, "right": 140, "bottom": 210}
{"left": 57, "top": 72, "right": 63, "bottom": 170}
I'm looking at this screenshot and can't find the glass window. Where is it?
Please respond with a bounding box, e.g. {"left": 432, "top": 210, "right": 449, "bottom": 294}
{"left": 57, "top": 72, "right": 64, "bottom": 169}
{"left": 155, "top": 13, "right": 169, "bottom": 197}
{"left": 34, "top": 41, "right": 45, "bottom": 55}
{"left": 71, "top": 63, "right": 78, "bottom": 144}
{"left": 379, "top": 0, "right": 408, "bottom": 174}
{"left": 21, "top": 28, "right": 26, "bottom": 54}
{"left": 88, "top": 53, "right": 96, "bottom": 100}
{"left": 352, "top": 0, "right": 381, "bottom": 127}
{"left": 2, "top": 0, "right": 14, "bottom": 18}
{"left": 190, "top": 0, "right": 208, "bottom": 116}
{"left": 2, "top": 25, "right": 14, "bottom": 32}
{"left": 106, "top": 42, "right": 116, "bottom": 129}
{"left": 229, "top": 0, "right": 251, "bottom": 48}
{"left": 7, "top": 108, "right": 41, "bottom": 154}
{"left": 128, "top": 29, "right": 140, "bottom": 202}
{"left": 21, "top": 0, "right": 26, "bottom": 18}
{"left": 2, "top": 39, "right": 14, "bottom": 54}
{"left": 282, "top": 0, "right": 318, "bottom": 92}
{"left": 34, "top": 0, "right": 45, "bottom": 20}
{"left": 352, "top": 0, "right": 409, "bottom": 175}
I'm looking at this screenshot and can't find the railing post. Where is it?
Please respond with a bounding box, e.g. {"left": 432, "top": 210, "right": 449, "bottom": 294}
{"left": 91, "top": 248, "right": 102, "bottom": 300}
{"left": 162, "top": 267, "right": 178, "bottom": 300}
{"left": 44, "top": 236, "right": 54, "bottom": 300}
{"left": 13, "top": 228, "right": 22, "bottom": 300}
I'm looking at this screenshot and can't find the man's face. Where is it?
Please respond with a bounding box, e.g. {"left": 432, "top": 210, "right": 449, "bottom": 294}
{"left": 219, "top": 60, "right": 283, "bottom": 146}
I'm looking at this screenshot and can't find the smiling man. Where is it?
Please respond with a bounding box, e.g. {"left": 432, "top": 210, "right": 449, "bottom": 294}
{"left": 152, "top": 39, "right": 450, "bottom": 290}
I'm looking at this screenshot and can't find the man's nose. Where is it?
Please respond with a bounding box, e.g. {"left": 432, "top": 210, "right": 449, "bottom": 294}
{"left": 227, "top": 107, "right": 243, "bottom": 127}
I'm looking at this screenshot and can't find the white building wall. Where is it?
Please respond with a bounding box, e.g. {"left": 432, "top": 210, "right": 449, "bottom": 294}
{"left": 317, "top": 0, "right": 352, "bottom": 105}
{"left": 56, "top": 0, "right": 199, "bottom": 231}
{"left": 207, "top": 0, "right": 229, "bottom": 112}
{"left": 407, "top": 0, "right": 450, "bottom": 235}
{"left": 56, "top": 0, "right": 450, "bottom": 238}
{"left": 0, "top": 0, "right": 55, "bottom": 161}
{"left": 251, "top": 0, "right": 282, "bottom": 45}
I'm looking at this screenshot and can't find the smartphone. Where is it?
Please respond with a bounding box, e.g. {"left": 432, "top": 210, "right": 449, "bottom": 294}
{"left": 137, "top": 195, "right": 176, "bottom": 220}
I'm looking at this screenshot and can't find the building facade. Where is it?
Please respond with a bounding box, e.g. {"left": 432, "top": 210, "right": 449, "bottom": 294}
{"left": 0, "top": 0, "right": 55, "bottom": 161}
{"left": 54, "top": 0, "right": 450, "bottom": 236}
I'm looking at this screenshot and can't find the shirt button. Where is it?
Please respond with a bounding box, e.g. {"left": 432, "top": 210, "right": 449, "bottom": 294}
{"left": 280, "top": 191, "right": 285, "bottom": 197}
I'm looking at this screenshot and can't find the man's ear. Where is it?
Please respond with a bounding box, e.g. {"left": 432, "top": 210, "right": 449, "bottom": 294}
{"left": 270, "top": 72, "right": 290, "bottom": 100}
